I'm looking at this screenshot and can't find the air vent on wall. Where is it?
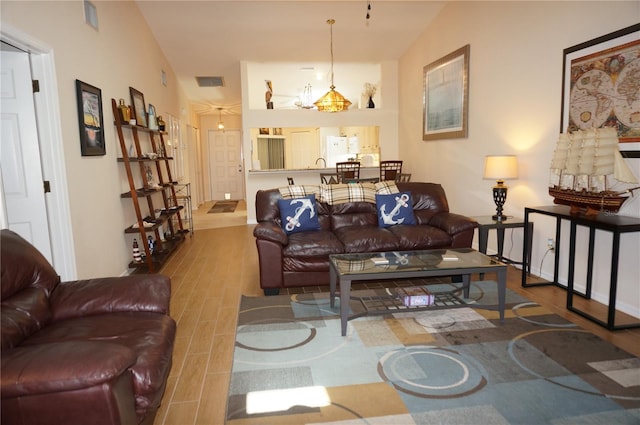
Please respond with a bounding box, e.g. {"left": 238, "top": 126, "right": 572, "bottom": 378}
{"left": 196, "top": 76, "right": 225, "bottom": 87}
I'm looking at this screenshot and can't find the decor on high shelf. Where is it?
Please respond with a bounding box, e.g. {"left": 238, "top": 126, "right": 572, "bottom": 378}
{"left": 265, "top": 80, "right": 273, "bottom": 109}
{"left": 296, "top": 84, "right": 314, "bottom": 109}
{"left": 363, "top": 82, "right": 376, "bottom": 108}
{"left": 483, "top": 155, "right": 518, "bottom": 221}
{"left": 147, "top": 104, "right": 158, "bottom": 131}
{"left": 314, "top": 18, "right": 352, "bottom": 112}
{"left": 117, "top": 98, "right": 131, "bottom": 123}
{"left": 561, "top": 23, "right": 640, "bottom": 143}
{"left": 548, "top": 127, "right": 639, "bottom": 215}
{"left": 217, "top": 107, "right": 225, "bottom": 130}
{"left": 129, "top": 87, "right": 147, "bottom": 127}
{"left": 259, "top": 128, "right": 269, "bottom": 135}
{"left": 423, "top": 44, "right": 470, "bottom": 141}
{"left": 75, "top": 79, "right": 105, "bottom": 156}
{"left": 157, "top": 115, "right": 166, "bottom": 132}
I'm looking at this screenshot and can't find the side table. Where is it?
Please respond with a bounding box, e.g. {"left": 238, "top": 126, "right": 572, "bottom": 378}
{"left": 523, "top": 205, "right": 640, "bottom": 330}
{"left": 472, "top": 216, "right": 533, "bottom": 276}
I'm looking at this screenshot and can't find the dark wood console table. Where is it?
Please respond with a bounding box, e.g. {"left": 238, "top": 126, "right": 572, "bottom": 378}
{"left": 522, "top": 205, "right": 640, "bottom": 330}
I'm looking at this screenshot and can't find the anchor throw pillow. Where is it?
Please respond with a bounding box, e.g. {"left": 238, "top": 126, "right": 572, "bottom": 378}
{"left": 376, "top": 192, "right": 416, "bottom": 228}
{"left": 278, "top": 194, "right": 321, "bottom": 234}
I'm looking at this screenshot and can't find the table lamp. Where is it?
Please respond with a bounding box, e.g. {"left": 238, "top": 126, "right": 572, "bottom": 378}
{"left": 483, "top": 155, "right": 518, "bottom": 221}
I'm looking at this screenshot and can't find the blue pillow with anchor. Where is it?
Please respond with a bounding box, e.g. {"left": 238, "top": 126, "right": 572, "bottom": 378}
{"left": 376, "top": 192, "right": 416, "bottom": 228}
{"left": 278, "top": 194, "right": 321, "bottom": 234}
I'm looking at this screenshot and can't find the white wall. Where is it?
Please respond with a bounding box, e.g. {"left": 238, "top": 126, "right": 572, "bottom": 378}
{"left": 399, "top": 1, "right": 640, "bottom": 317}
{"left": 1, "top": 0, "right": 191, "bottom": 278}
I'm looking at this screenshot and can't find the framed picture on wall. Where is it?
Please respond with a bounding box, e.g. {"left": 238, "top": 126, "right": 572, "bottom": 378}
{"left": 75, "top": 79, "right": 105, "bottom": 156}
{"left": 561, "top": 23, "right": 640, "bottom": 144}
{"left": 129, "top": 87, "right": 147, "bottom": 128}
{"left": 423, "top": 44, "right": 470, "bottom": 141}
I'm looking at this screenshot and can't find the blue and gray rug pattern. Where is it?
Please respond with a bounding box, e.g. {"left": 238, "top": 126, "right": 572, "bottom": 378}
{"left": 226, "top": 281, "right": 640, "bottom": 424}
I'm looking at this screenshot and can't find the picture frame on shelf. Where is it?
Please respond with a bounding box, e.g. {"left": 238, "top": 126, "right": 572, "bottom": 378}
{"left": 423, "top": 44, "right": 470, "bottom": 141}
{"left": 129, "top": 87, "right": 148, "bottom": 128}
{"left": 259, "top": 128, "right": 270, "bottom": 135}
{"left": 561, "top": 23, "right": 640, "bottom": 144}
{"left": 75, "top": 79, "right": 105, "bottom": 156}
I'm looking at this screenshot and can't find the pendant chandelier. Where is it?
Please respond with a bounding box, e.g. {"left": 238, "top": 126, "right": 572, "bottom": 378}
{"left": 217, "top": 107, "right": 225, "bottom": 130}
{"left": 314, "top": 19, "right": 351, "bottom": 112}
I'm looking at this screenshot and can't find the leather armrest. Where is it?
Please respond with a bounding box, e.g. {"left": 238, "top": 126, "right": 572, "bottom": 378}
{"left": 429, "top": 212, "right": 478, "bottom": 235}
{"left": 50, "top": 274, "right": 171, "bottom": 321}
{"left": 253, "top": 222, "right": 288, "bottom": 245}
{"left": 1, "top": 341, "right": 136, "bottom": 397}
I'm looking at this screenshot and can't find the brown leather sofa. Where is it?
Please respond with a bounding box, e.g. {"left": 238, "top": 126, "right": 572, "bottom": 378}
{"left": 1, "top": 229, "right": 176, "bottom": 425}
{"left": 254, "top": 182, "right": 477, "bottom": 295}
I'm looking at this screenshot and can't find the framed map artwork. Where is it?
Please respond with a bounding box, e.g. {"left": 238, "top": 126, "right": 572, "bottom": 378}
{"left": 561, "top": 23, "right": 640, "bottom": 145}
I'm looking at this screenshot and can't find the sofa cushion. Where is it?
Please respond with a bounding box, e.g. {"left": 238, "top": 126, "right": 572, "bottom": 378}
{"left": 376, "top": 192, "right": 416, "bottom": 227}
{"left": 1, "top": 230, "right": 59, "bottom": 349}
{"left": 1, "top": 288, "right": 51, "bottom": 350}
{"left": 283, "top": 230, "right": 344, "bottom": 258}
{"left": 388, "top": 224, "right": 452, "bottom": 250}
{"left": 22, "top": 312, "right": 176, "bottom": 417}
{"left": 335, "top": 226, "right": 401, "bottom": 253}
{"left": 278, "top": 195, "right": 321, "bottom": 234}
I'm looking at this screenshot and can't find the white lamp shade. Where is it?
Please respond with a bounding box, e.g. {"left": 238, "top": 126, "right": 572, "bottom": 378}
{"left": 483, "top": 155, "right": 518, "bottom": 180}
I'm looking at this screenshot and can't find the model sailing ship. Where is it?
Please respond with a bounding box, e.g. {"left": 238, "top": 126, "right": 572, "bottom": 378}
{"left": 549, "top": 127, "right": 640, "bottom": 215}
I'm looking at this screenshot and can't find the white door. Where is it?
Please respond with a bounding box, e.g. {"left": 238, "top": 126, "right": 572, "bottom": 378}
{"left": 208, "top": 130, "right": 244, "bottom": 201}
{"left": 0, "top": 44, "right": 52, "bottom": 261}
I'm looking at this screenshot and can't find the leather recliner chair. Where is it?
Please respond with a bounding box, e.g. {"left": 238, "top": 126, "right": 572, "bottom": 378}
{"left": 1, "top": 229, "right": 176, "bottom": 425}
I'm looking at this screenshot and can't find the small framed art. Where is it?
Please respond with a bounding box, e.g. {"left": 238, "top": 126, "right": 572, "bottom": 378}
{"left": 75, "top": 79, "right": 105, "bottom": 156}
{"left": 129, "top": 87, "right": 147, "bottom": 127}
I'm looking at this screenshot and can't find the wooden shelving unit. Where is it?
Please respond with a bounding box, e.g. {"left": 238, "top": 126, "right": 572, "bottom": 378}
{"left": 112, "top": 98, "right": 187, "bottom": 272}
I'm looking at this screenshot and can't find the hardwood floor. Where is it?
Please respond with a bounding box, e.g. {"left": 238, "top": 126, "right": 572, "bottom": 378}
{"left": 153, "top": 221, "right": 640, "bottom": 425}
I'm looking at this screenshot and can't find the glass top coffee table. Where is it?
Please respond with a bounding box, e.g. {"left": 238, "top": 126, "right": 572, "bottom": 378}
{"left": 329, "top": 248, "right": 507, "bottom": 336}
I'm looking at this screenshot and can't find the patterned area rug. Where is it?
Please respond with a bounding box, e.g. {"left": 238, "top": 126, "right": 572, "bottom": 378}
{"left": 226, "top": 281, "right": 640, "bottom": 424}
{"left": 208, "top": 200, "right": 238, "bottom": 213}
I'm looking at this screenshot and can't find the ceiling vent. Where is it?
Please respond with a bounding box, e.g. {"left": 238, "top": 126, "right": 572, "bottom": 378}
{"left": 196, "top": 76, "right": 225, "bottom": 87}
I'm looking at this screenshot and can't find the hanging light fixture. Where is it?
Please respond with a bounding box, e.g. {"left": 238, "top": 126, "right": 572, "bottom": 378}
{"left": 314, "top": 19, "right": 351, "bottom": 112}
{"left": 217, "top": 107, "right": 225, "bottom": 130}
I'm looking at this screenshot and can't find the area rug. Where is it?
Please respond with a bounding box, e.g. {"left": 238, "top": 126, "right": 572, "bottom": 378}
{"left": 208, "top": 200, "right": 238, "bottom": 213}
{"left": 226, "top": 281, "right": 640, "bottom": 424}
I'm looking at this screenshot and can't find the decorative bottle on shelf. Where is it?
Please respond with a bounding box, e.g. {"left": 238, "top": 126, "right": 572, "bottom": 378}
{"left": 147, "top": 104, "right": 158, "bottom": 130}
{"left": 147, "top": 235, "right": 155, "bottom": 255}
{"left": 132, "top": 238, "right": 142, "bottom": 262}
{"left": 157, "top": 115, "right": 166, "bottom": 132}
{"left": 118, "top": 98, "right": 131, "bottom": 122}
{"left": 367, "top": 96, "right": 375, "bottom": 109}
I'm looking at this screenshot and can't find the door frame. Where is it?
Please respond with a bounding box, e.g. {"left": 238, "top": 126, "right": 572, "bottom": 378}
{"left": 1, "top": 24, "right": 77, "bottom": 280}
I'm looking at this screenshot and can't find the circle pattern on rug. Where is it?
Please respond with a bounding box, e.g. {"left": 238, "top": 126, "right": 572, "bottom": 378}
{"left": 378, "top": 346, "right": 487, "bottom": 398}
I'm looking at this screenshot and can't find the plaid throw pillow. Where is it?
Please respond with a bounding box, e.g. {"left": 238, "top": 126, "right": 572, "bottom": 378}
{"left": 375, "top": 181, "right": 400, "bottom": 194}
{"left": 321, "top": 183, "right": 376, "bottom": 205}
{"left": 278, "top": 185, "right": 321, "bottom": 199}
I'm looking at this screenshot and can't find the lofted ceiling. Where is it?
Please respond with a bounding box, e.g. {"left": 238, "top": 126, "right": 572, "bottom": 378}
{"left": 135, "top": 0, "right": 446, "bottom": 116}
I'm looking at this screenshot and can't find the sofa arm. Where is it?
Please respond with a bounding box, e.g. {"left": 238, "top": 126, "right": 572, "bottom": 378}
{"left": 1, "top": 341, "right": 136, "bottom": 397}
{"left": 50, "top": 274, "right": 171, "bottom": 322}
{"left": 253, "top": 222, "right": 288, "bottom": 245}
{"left": 429, "top": 212, "right": 478, "bottom": 237}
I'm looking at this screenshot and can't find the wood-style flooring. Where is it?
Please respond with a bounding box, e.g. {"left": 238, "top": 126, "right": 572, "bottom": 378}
{"left": 153, "top": 204, "right": 640, "bottom": 425}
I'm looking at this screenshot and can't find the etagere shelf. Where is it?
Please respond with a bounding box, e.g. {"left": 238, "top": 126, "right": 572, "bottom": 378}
{"left": 111, "top": 98, "right": 187, "bottom": 272}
